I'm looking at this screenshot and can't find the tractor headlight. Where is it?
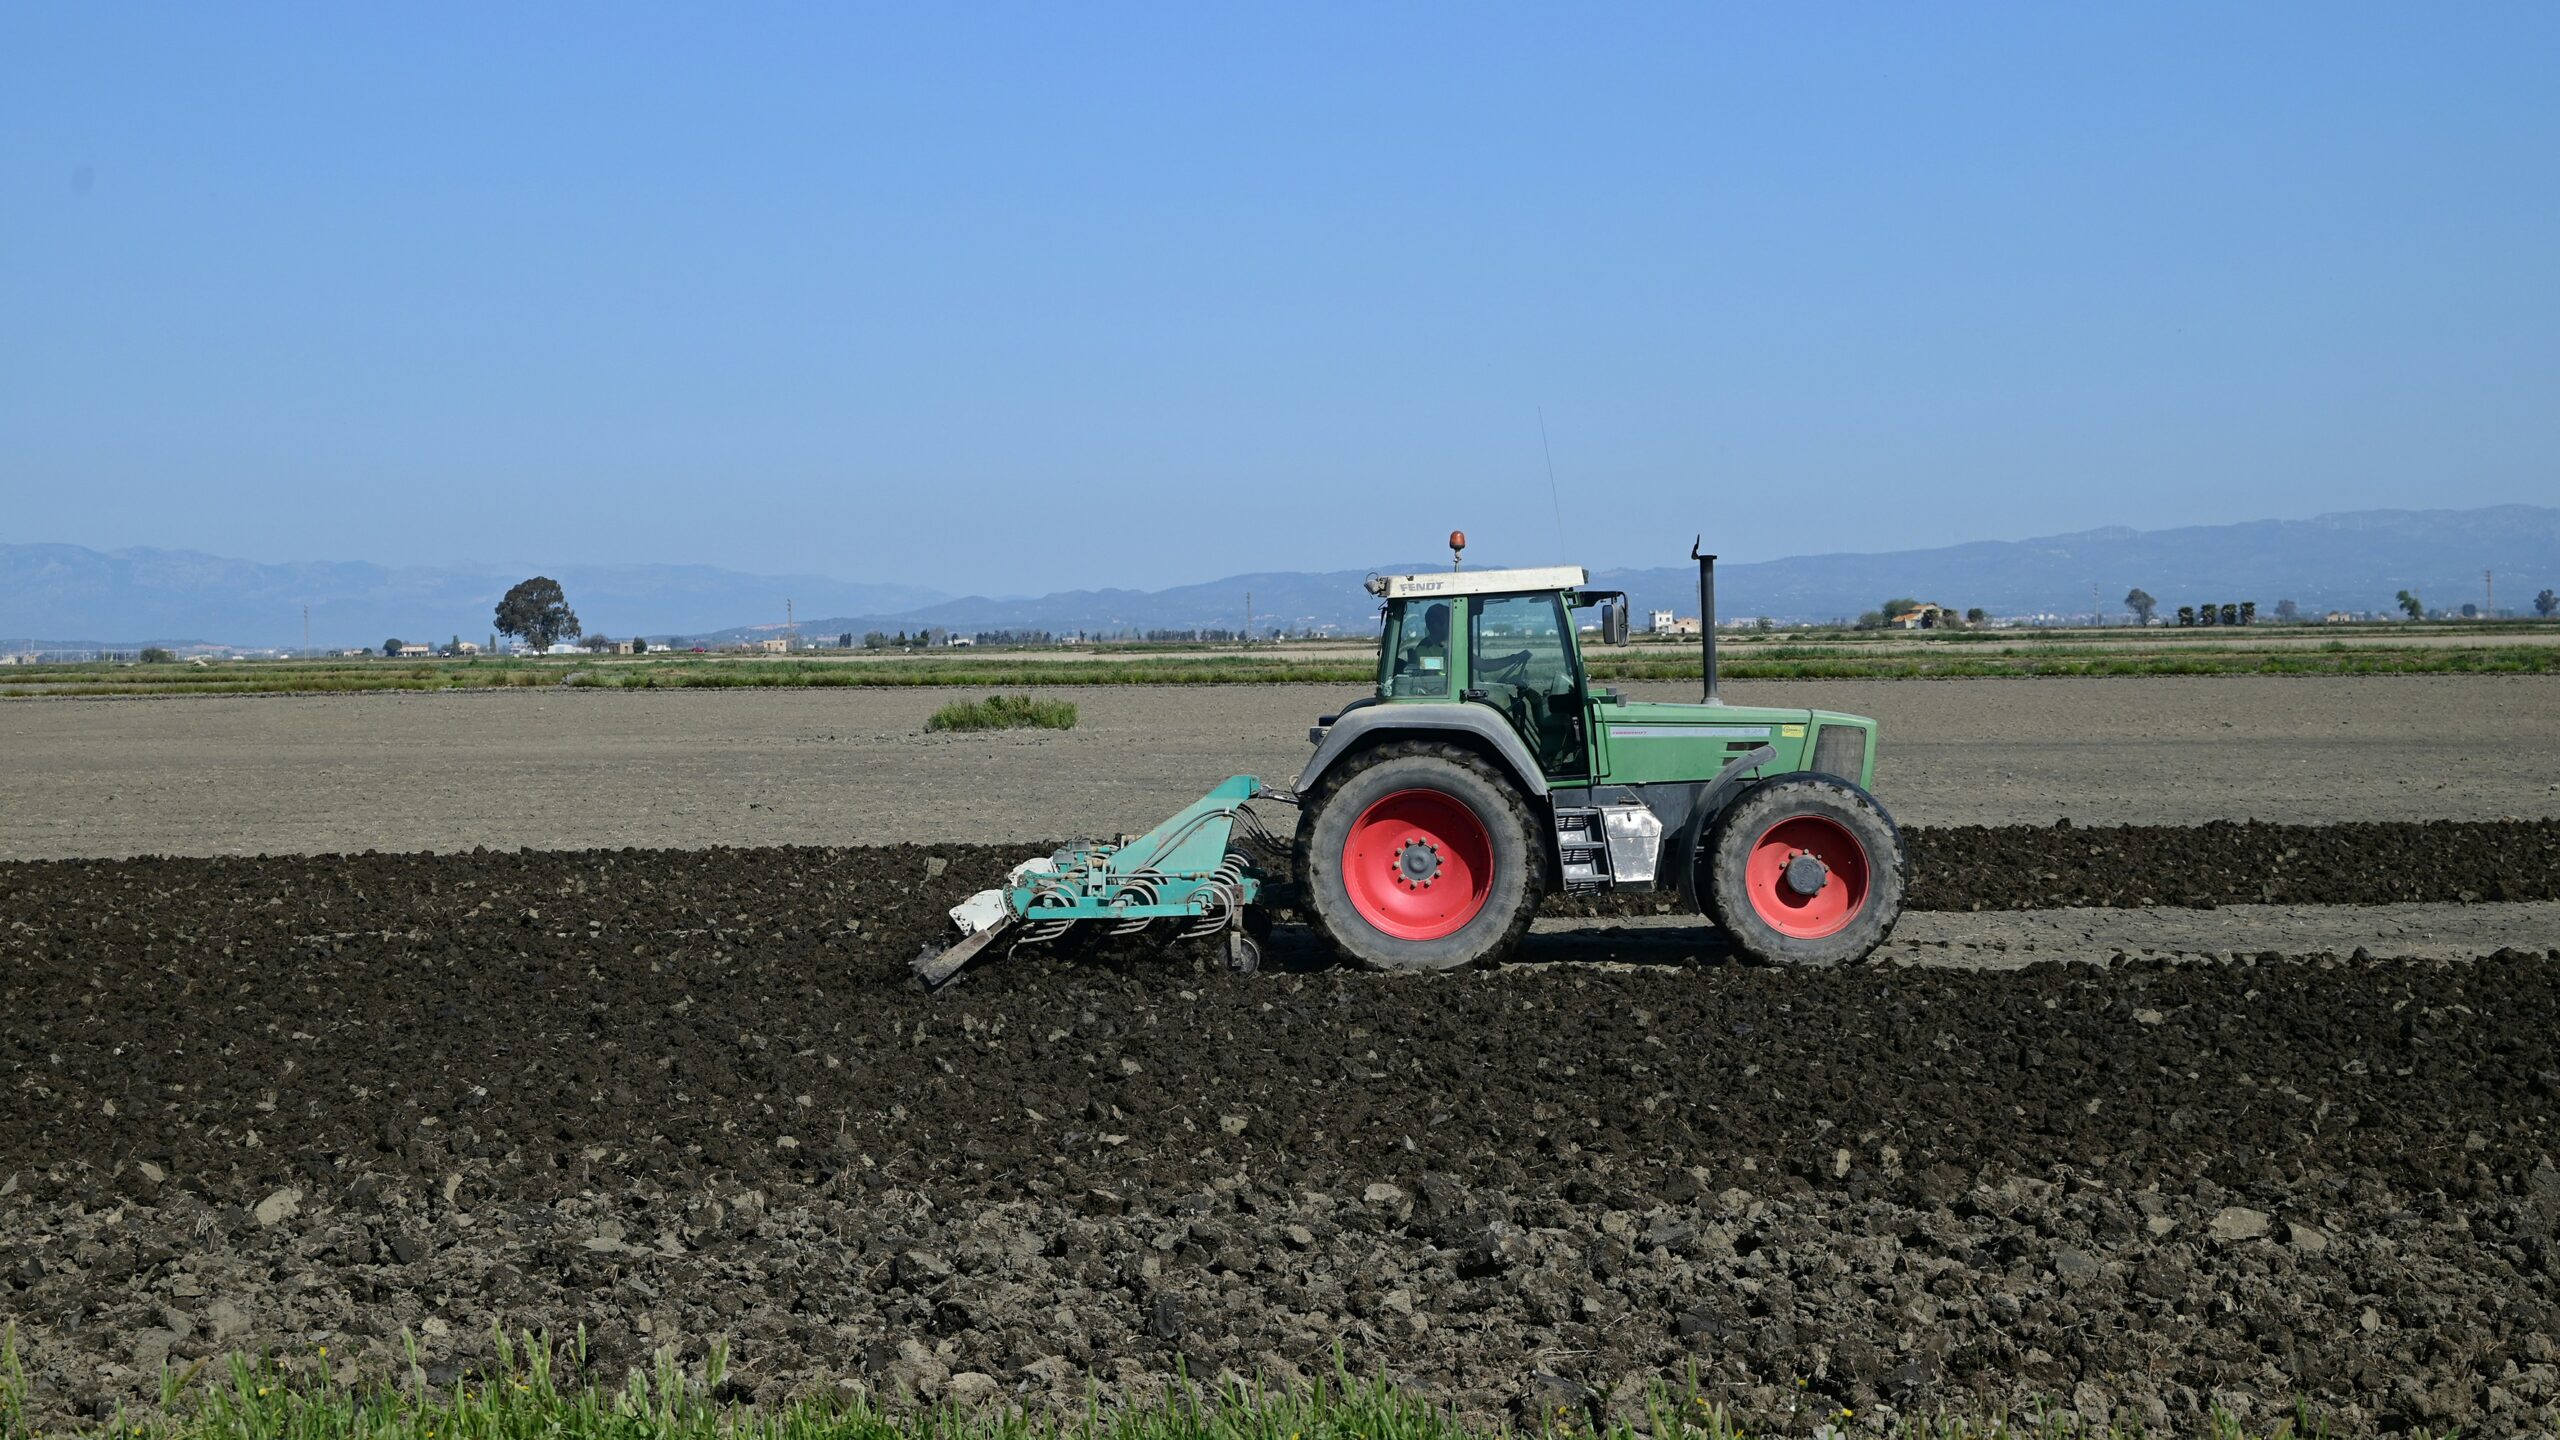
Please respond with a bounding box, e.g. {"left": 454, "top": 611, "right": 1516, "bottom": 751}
{"left": 1810, "top": 725, "right": 1867, "bottom": 783}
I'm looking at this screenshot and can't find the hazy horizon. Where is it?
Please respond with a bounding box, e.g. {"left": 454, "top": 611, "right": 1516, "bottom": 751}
{"left": 9, "top": 501, "right": 2552, "bottom": 648}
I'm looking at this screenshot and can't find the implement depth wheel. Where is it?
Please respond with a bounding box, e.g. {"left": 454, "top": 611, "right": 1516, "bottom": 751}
{"left": 1297, "top": 741, "right": 1541, "bottom": 973}
{"left": 1702, "top": 774, "right": 1905, "bottom": 967}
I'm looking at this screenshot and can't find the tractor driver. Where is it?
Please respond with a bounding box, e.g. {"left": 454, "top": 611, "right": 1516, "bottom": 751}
{"left": 1395, "top": 602, "right": 1452, "bottom": 694}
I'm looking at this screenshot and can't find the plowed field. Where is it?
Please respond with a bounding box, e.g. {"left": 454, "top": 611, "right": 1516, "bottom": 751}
{"left": 7, "top": 827, "right": 2558, "bottom": 1435}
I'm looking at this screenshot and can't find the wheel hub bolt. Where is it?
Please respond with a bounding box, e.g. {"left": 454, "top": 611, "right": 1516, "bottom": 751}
{"left": 1782, "top": 852, "right": 1829, "bottom": 897}
{"left": 1396, "top": 839, "right": 1442, "bottom": 888}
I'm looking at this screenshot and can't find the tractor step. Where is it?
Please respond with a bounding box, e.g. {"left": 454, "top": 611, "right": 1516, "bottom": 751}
{"left": 1553, "top": 800, "right": 1667, "bottom": 892}
{"left": 1553, "top": 807, "right": 1611, "bottom": 891}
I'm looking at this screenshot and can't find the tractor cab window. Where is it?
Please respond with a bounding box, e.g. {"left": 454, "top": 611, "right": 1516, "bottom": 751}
{"left": 1382, "top": 599, "right": 1454, "bottom": 697}
{"left": 1471, "top": 593, "right": 1586, "bottom": 776}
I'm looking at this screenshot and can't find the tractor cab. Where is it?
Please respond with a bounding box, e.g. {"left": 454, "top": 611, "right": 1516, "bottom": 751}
{"left": 1369, "top": 566, "right": 1601, "bottom": 778}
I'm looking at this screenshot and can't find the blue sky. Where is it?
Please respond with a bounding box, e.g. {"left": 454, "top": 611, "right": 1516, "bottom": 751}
{"left": 5, "top": 4, "right": 2555, "bottom": 594}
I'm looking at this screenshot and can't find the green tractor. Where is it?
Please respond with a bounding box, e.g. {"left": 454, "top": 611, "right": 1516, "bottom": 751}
{"left": 913, "top": 538, "right": 1904, "bottom": 987}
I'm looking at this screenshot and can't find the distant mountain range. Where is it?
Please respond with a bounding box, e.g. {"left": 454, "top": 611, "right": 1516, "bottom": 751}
{"left": 700, "top": 504, "right": 2560, "bottom": 642}
{"left": 6, "top": 505, "right": 2555, "bottom": 651}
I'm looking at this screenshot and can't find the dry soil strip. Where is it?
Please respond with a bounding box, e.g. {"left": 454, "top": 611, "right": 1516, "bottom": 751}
{"left": 1522, "top": 901, "right": 2560, "bottom": 970}
{"left": 6, "top": 676, "right": 2557, "bottom": 861}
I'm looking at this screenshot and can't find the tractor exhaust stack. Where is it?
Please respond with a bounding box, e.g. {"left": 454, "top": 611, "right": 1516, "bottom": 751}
{"left": 1692, "top": 538, "right": 1723, "bottom": 706}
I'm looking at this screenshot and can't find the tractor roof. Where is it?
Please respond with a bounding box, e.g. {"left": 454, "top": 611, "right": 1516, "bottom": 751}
{"left": 1365, "top": 565, "right": 1588, "bottom": 600}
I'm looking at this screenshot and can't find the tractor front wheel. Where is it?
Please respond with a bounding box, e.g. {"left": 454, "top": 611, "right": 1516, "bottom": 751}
{"left": 1702, "top": 774, "right": 1905, "bottom": 967}
{"left": 1297, "top": 741, "right": 1542, "bottom": 972}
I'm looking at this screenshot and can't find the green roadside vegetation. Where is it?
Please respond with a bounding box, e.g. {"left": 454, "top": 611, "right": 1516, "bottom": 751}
{"left": 926, "top": 694, "right": 1080, "bottom": 731}
{"left": 7, "top": 627, "right": 2560, "bottom": 697}
{"left": 0, "top": 1328, "right": 2392, "bottom": 1440}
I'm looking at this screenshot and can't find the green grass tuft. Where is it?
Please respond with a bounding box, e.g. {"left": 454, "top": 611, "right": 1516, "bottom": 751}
{"left": 0, "top": 1323, "right": 2417, "bottom": 1440}
{"left": 925, "top": 693, "right": 1079, "bottom": 732}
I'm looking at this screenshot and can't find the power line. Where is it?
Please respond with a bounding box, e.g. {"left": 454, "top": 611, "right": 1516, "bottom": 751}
{"left": 1536, "top": 408, "right": 1567, "bottom": 560}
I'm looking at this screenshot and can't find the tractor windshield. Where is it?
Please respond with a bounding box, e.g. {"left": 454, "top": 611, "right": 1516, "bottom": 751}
{"left": 1382, "top": 599, "right": 1454, "bottom": 697}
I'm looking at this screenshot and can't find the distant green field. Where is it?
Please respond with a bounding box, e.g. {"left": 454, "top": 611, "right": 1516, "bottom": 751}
{"left": 7, "top": 629, "right": 2559, "bottom": 697}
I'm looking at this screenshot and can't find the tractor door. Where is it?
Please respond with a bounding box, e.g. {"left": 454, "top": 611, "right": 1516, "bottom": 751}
{"left": 1380, "top": 598, "right": 1459, "bottom": 697}
{"left": 1469, "top": 593, "right": 1588, "bottom": 778}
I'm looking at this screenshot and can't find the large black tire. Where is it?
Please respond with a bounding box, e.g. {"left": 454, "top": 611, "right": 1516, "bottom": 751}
{"left": 1294, "top": 740, "right": 1543, "bottom": 973}
{"left": 1701, "top": 774, "right": 1905, "bottom": 967}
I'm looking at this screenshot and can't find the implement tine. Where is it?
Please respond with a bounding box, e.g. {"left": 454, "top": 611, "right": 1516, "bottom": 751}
{"left": 911, "top": 918, "right": 1011, "bottom": 990}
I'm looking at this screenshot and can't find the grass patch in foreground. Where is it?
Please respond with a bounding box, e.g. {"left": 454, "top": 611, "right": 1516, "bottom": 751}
{"left": 926, "top": 693, "right": 1080, "bottom": 732}
{"left": 0, "top": 1326, "right": 2423, "bottom": 1440}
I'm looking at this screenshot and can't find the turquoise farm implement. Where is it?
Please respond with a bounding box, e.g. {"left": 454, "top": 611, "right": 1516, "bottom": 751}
{"left": 912, "top": 775, "right": 1274, "bottom": 988}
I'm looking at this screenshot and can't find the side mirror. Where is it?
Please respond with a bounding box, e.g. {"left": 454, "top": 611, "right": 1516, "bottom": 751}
{"left": 1601, "top": 600, "right": 1630, "bottom": 646}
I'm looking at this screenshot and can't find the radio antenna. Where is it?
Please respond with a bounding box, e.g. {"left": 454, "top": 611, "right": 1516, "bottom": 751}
{"left": 1537, "top": 407, "right": 1568, "bottom": 559}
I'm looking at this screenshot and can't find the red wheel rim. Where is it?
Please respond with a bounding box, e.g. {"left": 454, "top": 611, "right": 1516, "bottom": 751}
{"left": 1342, "top": 788, "right": 1495, "bottom": 940}
{"left": 1743, "top": 815, "right": 1871, "bottom": 939}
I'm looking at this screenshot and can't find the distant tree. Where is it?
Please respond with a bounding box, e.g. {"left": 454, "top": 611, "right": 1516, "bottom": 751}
{"left": 2274, "top": 599, "right": 2299, "bottom": 622}
{"left": 2396, "top": 589, "right": 2424, "bottom": 621}
{"left": 838, "top": 632, "right": 854, "bottom": 649}
{"left": 2123, "top": 588, "right": 2158, "bottom": 625}
{"left": 2175, "top": 606, "right": 2196, "bottom": 627}
{"left": 631, "top": 636, "right": 647, "bottom": 654}
{"left": 2219, "top": 603, "right": 2239, "bottom": 627}
{"left": 1879, "top": 597, "right": 1923, "bottom": 621}
{"left": 138, "top": 646, "right": 176, "bottom": 664}
{"left": 2538, "top": 589, "right": 2558, "bottom": 618}
{"left": 1854, "top": 610, "right": 1886, "bottom": 630}
{"left": 1965, "top": 607, "right": 1987, "bottom": 624}
{"left": 2460, "top": 603, "right": 2479, "bottom": 619}
{"left": 580, "top": 634, "right": 617, "bottom": 653}
{"left": 1754, "top": 616, "right": 1778, "bottom": 632}
{"left": 863, "top": 631, "right": 889, "bottom": 649}
{"left": 495, "top": 577, "right": 581, "bottom": 652}
{"left": 382, "top": 638, "right": 404, "bottom": 657}
{"left": 2239, "top": 601, "right": 2257, "bottom": 626}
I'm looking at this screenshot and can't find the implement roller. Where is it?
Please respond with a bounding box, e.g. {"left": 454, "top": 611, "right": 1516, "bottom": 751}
{"left": 911, "top": 775, "right": 1276, "bottom": 988}
{"left": 914, "top": 534, "right": 1907, "bottom": 988}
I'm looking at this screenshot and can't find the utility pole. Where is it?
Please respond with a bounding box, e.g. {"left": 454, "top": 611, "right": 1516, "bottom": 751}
{"left": 302, "top": 605, "right": 310, "bottom": 659}
{"left": 2486, "top": 569, "right": 2494, "bottom": 620}
{"left": 786, "top": 598, "right": 796, "bottom": 650}
{"left": 2091, "top": 582, "right": 2103, "bottom": 628}
{"left": 1244, "top": 591, "right": 1252, "bottom": 647}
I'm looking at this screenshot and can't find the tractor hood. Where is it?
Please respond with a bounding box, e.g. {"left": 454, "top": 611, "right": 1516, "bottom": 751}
{"left": 1598, "top": 700, "right": 1811, "bottom": 731}
{"left": 1595, "top": 701, "right": 1877, "bottom": 789}
{"left": 1600, "top": 700, "right": 1875, "bottom": 730}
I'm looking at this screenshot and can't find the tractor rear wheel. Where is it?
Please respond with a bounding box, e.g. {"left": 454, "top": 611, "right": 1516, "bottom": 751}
{"left": 1702, "top": 774, "right": 1905, "bottom": 967}
{"left": 1296, "top": 740, "right": 1542, "bottom": 972}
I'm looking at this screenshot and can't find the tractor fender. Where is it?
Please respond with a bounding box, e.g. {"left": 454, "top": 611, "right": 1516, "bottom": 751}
{"left": 1297, "top": 703, "right": 1549, "bottom": 800}
{"left": 1673, "top": 744, "right": 1778, "bottom": 915}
